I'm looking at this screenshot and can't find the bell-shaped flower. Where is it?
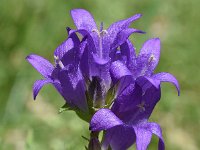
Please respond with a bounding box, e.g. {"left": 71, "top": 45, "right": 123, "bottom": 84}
{"left": 110, "top": 38, "right": 180, "bottom": 96}
{"left": 90, "top": 77, "right": 165, "bottom": 150}
{"left": 26, "top": 32, "right": 88, "bottom": 113}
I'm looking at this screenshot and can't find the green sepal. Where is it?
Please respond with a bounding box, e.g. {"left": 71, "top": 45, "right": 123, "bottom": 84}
{"left": 105, "top": 84, "right": 118, "bottom": 108}
{"left": 59, "top": 102, "right": 93, "bottom": 123}
{"left": 58, "top": 102, "right": 72, "bottom": 114}
{"left": 85, "top": 90, "right": 94, "bottom": 113}
{"left": 74, "top": 109, "right": 92, "bottom": 123}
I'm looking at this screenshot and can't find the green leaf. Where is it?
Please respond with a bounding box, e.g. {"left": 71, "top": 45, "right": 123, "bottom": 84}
{"left": 82, "top": 135, "right": 90, "bottom": 142}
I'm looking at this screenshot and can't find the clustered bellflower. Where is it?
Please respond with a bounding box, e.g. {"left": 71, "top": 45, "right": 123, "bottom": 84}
{"left": 26, "top": 9, "right": 180, "bottom": 150}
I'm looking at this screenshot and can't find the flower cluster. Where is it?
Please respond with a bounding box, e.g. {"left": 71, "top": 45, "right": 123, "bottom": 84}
{"left": 26, "top": 9, "right": 179, "bottom": 150}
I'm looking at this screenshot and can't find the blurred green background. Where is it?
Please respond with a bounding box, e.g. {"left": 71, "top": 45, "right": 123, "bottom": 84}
{"left": 0, "top": 0, "right": 199, "bottom": 149}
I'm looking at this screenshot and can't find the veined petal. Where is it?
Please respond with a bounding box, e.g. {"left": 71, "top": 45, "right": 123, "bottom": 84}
{"left": 107, "top": 14, "right": 142, "bottom": 44}
{"left": 111, "top": 28, "right": 145, "bottom": 49}
{"left": 33, "top": 79, "right": 53, "bottom": 100}
{"left": 26, "top": 54, "right": 54, "bottom": 78}
{"left": 152, "top": 72, "right": 180, "bottom": 96}
{"left": 102, "top": 125, "right": 136, "bottom": 150}
{"left": 137, "top": 38, "right": 161, "bottom": 75}
{"left": 90, "top": 109, "right": 123, "bottom": 131}
{"left": 70, "top": 9, "right": 97, "bottom": 32}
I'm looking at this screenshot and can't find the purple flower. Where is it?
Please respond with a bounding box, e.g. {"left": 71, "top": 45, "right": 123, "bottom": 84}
{"left": 110, "top": 38, "right": 180, "bottom": 96}
{"left": 26, "top": 32, "right": 88, "bottom": 112}
{"left": 26, "top": 8, "right": 180, "bottom": 150}
{"left": 69, "top": 9, "right": 144, "bottom": 107}
{"left": 90, "top": 39, "right": 180, "bottom": 149}
{"left": 26, "top": 9, "right": 144, "bottom": 114}
{"left": 90, "top": 78, "right": 164, "bottom": 150}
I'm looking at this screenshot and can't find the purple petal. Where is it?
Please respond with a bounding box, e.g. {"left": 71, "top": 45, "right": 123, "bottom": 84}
{"left": 152, "top": 72, "right": 180, "bottom": 96}
{"left": 69, "top": 29, "right": 97, "bottom": 53}
{"left": 111, "top": 83, "right": 143, "bottom": 122}
{"left": 33, "top": 79, "right": 53, "bottom": 99}
{"left": 70, "top": 9, "right": 97, "bottom": 32}
{"left": 137, "top": 38, "right": 161, "bottom": 75}
{"left": 116, "top": 75, "right": 134, "bottom": 96}
{"left": 90, "top": 55, "right": 111, "bottom": 89}
{"left": 144, "top": 122, "right": 165, "bottom": 150}
{"left": 107, "top": 14, "right": 142, "bottom": 44}
{"left": 133, "top": 124, "right": 153, "bottom": 150}
{"left": 54, "top": 38, "right": 74, "bottom": 59}
{"left": 137, "top": 76, "right": 160, "bottom": 90}
{"left": 120, "top": 40, "right": 137, "bottom": 65}
{"left": 26, "top": 54, "right": 54, "bottom": 78}
{"left": 110, "top": 60, "right": 132, "bottom": 84}
{"left": 112, "top": 77, "right": 161, "bottom": 124}
{"left": 109, "top": 60, "right": 134, "bottom": 96}
{"left": 80, "top": 46, "right": 90, "bottom": 78}
{"left": 54, "top": 33, "right": 80, "bottom": 59}
{"left": 80, "top": 46, "right": 111, "bottom": 89}
{"left": 90, "top": 109, "right": 123, "bottom": 131}
{"left": 133, "top": 77, "right": 161, "bottom": 121}
{"left": 102, "top": 125, "right": 136, "bottom": 150}
{"left": 92, "top": 54, "right": 109, "bottom": 65}
{"left": 58, "top": 67, "right": 88, "bottom": 112}
{"left": 60, "top": 48, "right": 79, "bottom": 67}
{"left": 111, "top": 28, "right": 145, "bottom": 49}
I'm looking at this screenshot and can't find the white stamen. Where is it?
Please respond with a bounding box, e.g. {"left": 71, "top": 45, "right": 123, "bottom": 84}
{"left": 137, "top": 101, "right": 146, "bottom": 112}
{"left": 92, "top": 29, "right": 108, "bottom": 58}
{"left": 140, "top": 54, "right": 155, "bottom": 76}
{"left": 54, "top": 55, "right": 64, "bottom": 69}
{"left": 148, "top": 54, "right": 155, "bottom": 64}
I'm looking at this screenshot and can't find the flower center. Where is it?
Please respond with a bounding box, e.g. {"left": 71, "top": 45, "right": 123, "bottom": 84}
{"left": 54, "top": 55, "right": 64, "bottom": 69}
{"left": 92, "top": 22, "right": 108, "bottom": 58}
{"left": 137, "top": 101, "right": 146, "bottom": 112}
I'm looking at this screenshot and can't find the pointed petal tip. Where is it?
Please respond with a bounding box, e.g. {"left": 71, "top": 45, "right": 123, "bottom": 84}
{"left": 140, "top": 31, "right": 146, "bottom": 34}
{"left": 150, "top": 37, "right": 161, "bottom": 42}
{"left": 134, "top": 13, "right": 143, "bottom": 19}
{"left": 153, "top": 72, "right": 180, "bottom": 96}
{"left": 70, "top": 8, "right": 88, "bottom": 14}
{"left": 134, "top": 29, "right": 146, "bottom": 34}
{"left": 33, "top": 95, "right": 37, "bottom": 100}
{"left": 25, "top": 54, "right": 34, "bottom": 61}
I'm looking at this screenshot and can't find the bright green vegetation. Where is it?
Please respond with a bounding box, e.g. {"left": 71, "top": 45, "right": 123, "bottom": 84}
{"left": 0, "top": 0, "right": 199, "bottom": 149}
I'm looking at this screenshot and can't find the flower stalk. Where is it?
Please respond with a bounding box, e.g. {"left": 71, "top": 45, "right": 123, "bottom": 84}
{"left": 88, "top": 131, "right": 101, "bottom": 150}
